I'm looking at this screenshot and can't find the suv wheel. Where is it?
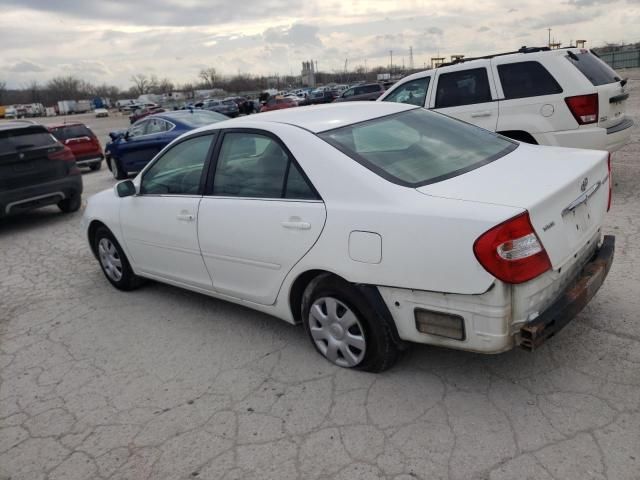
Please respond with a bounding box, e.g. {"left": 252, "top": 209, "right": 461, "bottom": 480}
{"left": 57, "top": 193, "right": 81, "bottom": 213}
{"left": 93, "top": 226, "right": 144, "bottom": 290}
{"left": 301, "top": 274, "right": 399, "bottom": 372}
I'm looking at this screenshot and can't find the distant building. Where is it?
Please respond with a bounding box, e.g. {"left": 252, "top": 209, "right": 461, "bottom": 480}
{"left": 302, "top": 60, "right": 316, "bottom": 88}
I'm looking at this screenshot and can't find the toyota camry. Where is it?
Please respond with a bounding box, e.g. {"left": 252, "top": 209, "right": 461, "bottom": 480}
{"left": 82, "top": 103, "right": 614, "bottom": 372}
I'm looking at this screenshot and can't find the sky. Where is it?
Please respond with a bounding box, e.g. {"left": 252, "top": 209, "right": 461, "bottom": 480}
{"left": 1, "top": 0, "right": 639, "bottom": 89}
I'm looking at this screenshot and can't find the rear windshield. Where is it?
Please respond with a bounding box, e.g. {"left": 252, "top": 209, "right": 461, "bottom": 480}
{"left": 0, "top": 127, "right": 57, "bottom": 155}
{"left": 171, "top": 110, "right": 227, "bottom": 127}
{"left": 319, "top": 108, "right": 516, "bottom": 187}
{"left": 50, "top": 124, "right": 92, "bottom": 141}
{"left": 567, "top": 51, "right": 620, "bottom": 86}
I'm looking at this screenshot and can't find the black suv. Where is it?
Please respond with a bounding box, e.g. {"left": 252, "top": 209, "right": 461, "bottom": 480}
{"left": 334, "top": 83, "right": 385, "bottom": 102}
{"left": 0, "top": 122, "right": 83, "bottom": 217}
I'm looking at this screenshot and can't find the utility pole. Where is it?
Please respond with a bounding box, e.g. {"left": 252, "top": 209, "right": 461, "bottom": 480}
{"left": 409, "top": 46, "right": 414, "bottom": 70}
{"left": 547, "top": 28, "right": 552, "bottom": 47}
{"left": 390, "top": 50, "right": 393, "bottom": 73}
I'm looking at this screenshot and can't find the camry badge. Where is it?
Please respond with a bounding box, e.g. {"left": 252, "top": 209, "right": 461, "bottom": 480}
{"left": 580, "top": 177, "right": 588, "bottom": 192}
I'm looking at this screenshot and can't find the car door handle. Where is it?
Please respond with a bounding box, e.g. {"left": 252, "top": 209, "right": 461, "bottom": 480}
{"left": 281, "top": 221, "right": 311, "bottom": 230}
{"left": 470, "top": 111, "right": 492, "bottom": 118}
{"left": 176, "top": 213, "right": 195, "bottom": 222}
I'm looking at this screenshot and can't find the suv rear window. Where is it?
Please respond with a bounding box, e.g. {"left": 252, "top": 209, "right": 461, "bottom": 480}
{"left": 319, "top": 108, "right": 516, "bottom": 187}
{"left": 567, "top": 51, "right": 620, "bottom": 86}
{"left": 498, "top": 61, "right": 563, "bottom": 99}
{"left": 0, "top": 127, "right": 57, "bottom": 155}
{"left": 50, "top": 124, "right": 93, "bottom": 141}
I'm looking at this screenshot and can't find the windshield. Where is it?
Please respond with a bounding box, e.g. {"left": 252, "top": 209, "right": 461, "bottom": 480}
{"left": 319, "top": 108, "right": 516, "bottom": 187}
{"left": 171, "top": 110, "right": 227, "bottom": 127}
{"left": 50, "top": 124, "right": 92, "bottom": 141}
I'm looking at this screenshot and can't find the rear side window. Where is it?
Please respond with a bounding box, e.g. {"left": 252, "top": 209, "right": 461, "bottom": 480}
{"left": 50, "top": 124, "right": 92, "bottom": 141}
{"left": 567, "top": 51, "right": 620, "bottom": 86}
{"left": 0, "top": 127, "right": 57, "bottom": 155}
{"left": 498, "top": 62, "right": 563, "bottom": 99}
{"left": 361, "top": 84, "right": 381, "bottom": 94}
{"left": 320, "top": 108, "right": 516, "bottom": 187}
{"left": 435, "top": 68, "right": 492, "bottom": 108}
{"left": 383, "top": 77, "right": 430, "bottom": 106}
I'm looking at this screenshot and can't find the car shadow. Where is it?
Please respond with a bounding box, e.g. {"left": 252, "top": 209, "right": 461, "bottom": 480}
{"left": 0, "top": 206, "right": 82, "bottom": 236}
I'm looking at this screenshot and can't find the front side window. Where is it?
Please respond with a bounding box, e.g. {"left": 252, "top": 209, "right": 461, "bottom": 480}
{"left": 212, "top": 132, "right": 318, "bottom": 199}
{"left": 320, "top": 108, "right": 515, "bottom": 187}
{"left": 383, "top": 77, "right": 430, "bottom": 106}
{"left": 498, "top": 61, "right": 563, "bottom": 99}
{"left": 141, "top": 134, "right": 214, "bottom": 195}
{"left": 342, "top": 88, "right": 355, "bottom": 98}
{"left": 435, "top": 68, "right": 492, "bottom": 108}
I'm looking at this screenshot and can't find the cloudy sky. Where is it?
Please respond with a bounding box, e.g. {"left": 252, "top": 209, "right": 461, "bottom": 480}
{"left": 1, "top": 0, "right": 639, "bottom": 89}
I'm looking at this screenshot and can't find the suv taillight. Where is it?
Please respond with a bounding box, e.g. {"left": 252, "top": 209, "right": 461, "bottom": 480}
{"left": 473, "top": 212, "right": 552, "bottom": 284}
{"left": 565, "top": 94, "right": 599, "bottom": 125}
{"left": 607, "top": 153, "right": 612, "bottom": 212}
{"left": 48, "top": 146, "right": 76, "bottom": 162}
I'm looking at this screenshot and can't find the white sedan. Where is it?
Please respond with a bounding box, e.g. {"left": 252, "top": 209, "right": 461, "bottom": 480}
{"left": 82, "top": 103, "right": 615, "bottom": 371}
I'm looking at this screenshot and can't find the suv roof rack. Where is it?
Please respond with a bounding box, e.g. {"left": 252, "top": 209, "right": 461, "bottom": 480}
{"left": 438, "top": 46, "right": 556, "bottom": 67}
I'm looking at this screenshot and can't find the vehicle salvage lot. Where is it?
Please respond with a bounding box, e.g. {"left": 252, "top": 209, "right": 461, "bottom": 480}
{"left": 1, "top": 73, "right": 639, "bottom": 480}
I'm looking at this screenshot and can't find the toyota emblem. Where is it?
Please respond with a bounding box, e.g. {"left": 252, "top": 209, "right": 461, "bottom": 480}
{"left": 580, "top": 177, "right": 588, "bottom": 192}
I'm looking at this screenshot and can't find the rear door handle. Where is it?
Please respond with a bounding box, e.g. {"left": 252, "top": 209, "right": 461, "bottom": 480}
{"left": 281, "top": 221, "right": 311, "bottom": 230}
{"left": 470, "top": 111, "right": 492, "bottom": 118}
{"left": 177, "top": 213, "right": 195, "bottom": 222}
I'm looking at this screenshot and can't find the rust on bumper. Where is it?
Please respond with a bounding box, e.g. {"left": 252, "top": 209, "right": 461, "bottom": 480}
{"left": 520, "top": 235, "right": 615, "bottom": 351}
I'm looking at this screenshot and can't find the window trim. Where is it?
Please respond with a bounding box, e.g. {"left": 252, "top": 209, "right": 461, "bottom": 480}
{"left": 434, "top": 67, "right": 494, "bottom": 109}
{"left": 138, "top": 131, "right": 218, "bottom": 197}
{"left": 497, "top": 61, "right": 563, "bottom": 100}
{"left": 203, "top": 127, "right": 322, "bottom": 202}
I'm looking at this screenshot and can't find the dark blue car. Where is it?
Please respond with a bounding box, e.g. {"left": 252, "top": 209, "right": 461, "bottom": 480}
{"left": 105, "top": 110, "right": 227, "bottom": 179}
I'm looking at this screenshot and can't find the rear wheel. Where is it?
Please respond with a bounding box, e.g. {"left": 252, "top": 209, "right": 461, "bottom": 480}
{"left": 89, "top": 161, "right": 101, "bottom": 171}
{"left": 57, "top": 193, "right": 81, "bottom": 213}
{"left": 93, "top": 226, "right": 143, "bottom": 290}
{"left": 302, "top": 274, "right": 399, "bottom": 372}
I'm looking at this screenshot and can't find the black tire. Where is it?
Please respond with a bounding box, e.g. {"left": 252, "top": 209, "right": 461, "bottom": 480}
{"left": 93, "top": 226, "right": 144, "bottom": 291}
{"left": 89, "top": 161, "right": 102, "bottom": 171}
{"left": 111, "top": 158, "right": 127, "bottom": 180}
{"left": 301, "top": 274, "right": 400, "bottom": 372}
{"left": 57, "top": 193, "right": 81, "bottom": 213}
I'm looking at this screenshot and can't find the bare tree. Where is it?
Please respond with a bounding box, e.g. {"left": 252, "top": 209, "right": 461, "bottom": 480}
{"left": 199, "top": 68, "right": 217, "bottom": 88}
{"left": 0, "top": 80, "right": 6, "bottom": 104}
{"left": 24, "top": 80, "right": 40, "bottom": 103}
{"left": 47, "top": 76, "right": 82, "bottom": 101}
{"left": 130, "top": 74, "right": 154, "bottom": 96}
{"left": 153, "top": 77, "right": 174, "bottom": 94}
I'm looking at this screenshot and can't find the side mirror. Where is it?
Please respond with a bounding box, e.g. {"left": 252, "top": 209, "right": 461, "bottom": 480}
{"left": 115, "top": 180, "right": 136, "bottom": 198}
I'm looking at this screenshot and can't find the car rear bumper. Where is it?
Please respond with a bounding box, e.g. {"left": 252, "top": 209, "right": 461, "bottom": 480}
{"left": 376, "top": 234, "right": 614, "bottom": 354}
{"left": 75, "top": 153, "right": 104, "bottom": 166}
{"left": 519, "top": 235, "right": 614, "bottom": 350}
{"left": 536, "top": 119, "right": 633, "bottom": 152}
{"left": 0, "top": 174, "right": 83, "bottom": 216}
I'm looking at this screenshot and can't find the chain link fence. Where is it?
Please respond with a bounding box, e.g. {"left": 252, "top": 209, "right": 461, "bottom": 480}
{"left": 597, "top": 49, "right": 640, "bottom": 69}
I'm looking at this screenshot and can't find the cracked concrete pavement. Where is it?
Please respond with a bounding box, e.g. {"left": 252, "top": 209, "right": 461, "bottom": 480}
{"left": 1, "top": 74, "right": 640, "bottom": 479}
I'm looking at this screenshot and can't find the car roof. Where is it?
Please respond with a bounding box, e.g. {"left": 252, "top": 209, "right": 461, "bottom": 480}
{"left": 197, "top": 102, "right": 418, "bottom": 134}
{"left": 0, "top": 121, "right": 46, "bottom": 132}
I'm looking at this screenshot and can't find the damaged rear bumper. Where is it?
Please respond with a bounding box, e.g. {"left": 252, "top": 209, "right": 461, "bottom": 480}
{"left": 520, "top": 235, "right": 615, "bottom": 351}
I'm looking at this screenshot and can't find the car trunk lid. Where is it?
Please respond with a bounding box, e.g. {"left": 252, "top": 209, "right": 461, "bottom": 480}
{"left": 417, "top": 144, "right": 610, "bottom": 268}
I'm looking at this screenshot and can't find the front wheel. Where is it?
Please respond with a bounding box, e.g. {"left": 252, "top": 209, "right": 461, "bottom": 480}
{"left": 301, "top": 274, "right": 399, "bottom": 372}
{"left": 110, "top": 158, "right": 126, "bottom": 180}
{"left": 93, "top": 227, "right": 143, "bottom": 290}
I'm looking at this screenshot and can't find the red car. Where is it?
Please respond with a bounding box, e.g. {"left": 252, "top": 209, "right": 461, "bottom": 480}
{"left": 260, "top": 96, "right": 298, "bottom": 112}
{"left": 48, "top": 122, "right": 104, "bottom": 171}
{"left": 129, "top": 106, "right": 165, "bottom": 124}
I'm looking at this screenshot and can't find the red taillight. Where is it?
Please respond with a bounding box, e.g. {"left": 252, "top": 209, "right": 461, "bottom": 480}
{"left": 607, "top": 153, "right": 612, "bottom": 211}
{"left": 48, "top": 146, "right": 75, "bottom": 162}
{"left": 473, "top": 212, "right": 552, "bottom": 284}
{"left": 565, "top": 93, "right": 598, "bottom": 125}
